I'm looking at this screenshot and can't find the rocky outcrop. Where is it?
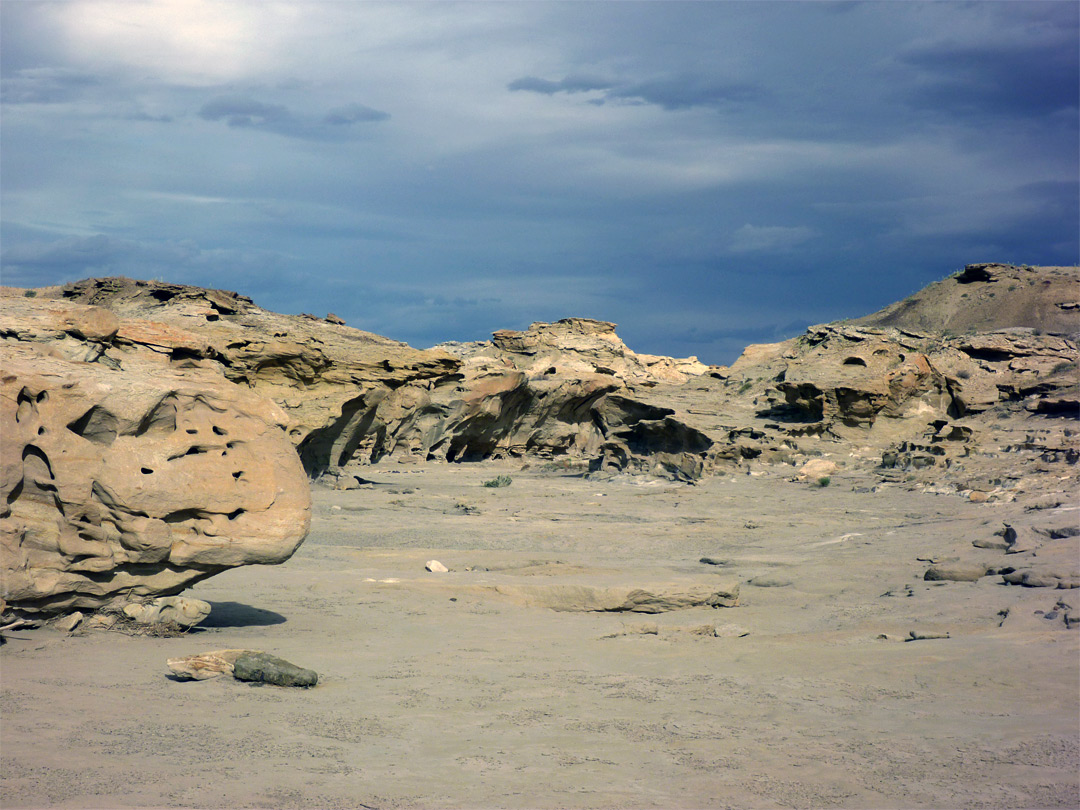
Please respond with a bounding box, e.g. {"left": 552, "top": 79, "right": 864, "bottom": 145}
{"left": 440, "top": 317, "right": 709, "bottom": 386}
{"left": 1, "top": 292, "right": 311, "bottom": 616}
{"left": 852, "top": 263, "right": 1080, "bottom": 337}
{"left": 55, "top": 277, "right": 460, "bottom": 476}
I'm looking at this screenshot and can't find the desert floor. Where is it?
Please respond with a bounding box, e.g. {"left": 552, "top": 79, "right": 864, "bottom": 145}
{"left": 2, "top": 461, "right": 1078, "bottom": 809}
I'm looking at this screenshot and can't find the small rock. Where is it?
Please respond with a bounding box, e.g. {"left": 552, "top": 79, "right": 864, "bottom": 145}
{"left": 924, "top": 564, "right": 987, "bottom": 583}
{"left": 425, "top": 560, "right": 449, "bottom": 573}
{"left": 747, "top": 575, "right": 792, "bottom": 588}
{"left": 699, "top": 557, "right": 731, "bottom": 567}
{"left": 972, "top": 537, "right": 1009, "bottom": 550}
{"left": 232, "top": 652, "right": 318, "bottom": 687}
{"left": 54, "top": 612, "right": 83, "bottom": 633}
{"left": 906, "top": 630, "right": 950, "bottom": 641}
{"left": 686, "top": 624, "right": 718, "bottom": 637}
{"left": 167, "top": 649, "right": 252, "bottom": 681}
{"left": 713, "top": 623, "right": 750, "bottom": 638}
{"left": 1003, "top": 524, "right": 1041, "bottom": 555}
{"left": 795, "top": 458, "right": 837, "bottom": 482}
{"left": 123, "top": 597, "right": 211, "bottom": 628}
{"left": 325, "top": 313, "right": 346, "bottom": 325}
{"left": 968, "top": 490, "right": 990, "bottom": 503}
{"left": 85, "top": 614, "right": 118, "bottom": 630}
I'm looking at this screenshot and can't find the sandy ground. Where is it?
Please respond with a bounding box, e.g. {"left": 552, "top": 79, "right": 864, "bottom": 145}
{"left": 2, "top": 461, "right": 1078, "bottom": 809}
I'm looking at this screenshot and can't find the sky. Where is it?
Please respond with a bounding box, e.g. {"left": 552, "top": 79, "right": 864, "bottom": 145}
{"left": 1, "top": 1, "right": 1077, "bottom": 364}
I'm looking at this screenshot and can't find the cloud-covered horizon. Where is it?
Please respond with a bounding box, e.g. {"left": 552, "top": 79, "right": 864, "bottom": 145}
{"left": 2, "top": 1, "right": 1076, "bottom": 364}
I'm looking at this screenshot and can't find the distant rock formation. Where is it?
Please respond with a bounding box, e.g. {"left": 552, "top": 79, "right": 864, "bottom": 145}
{"left": 1, "top": 292, "right": 311, "bottom": 616}
{"left": 38, "top": 283, "right": 718, "bottom": 481}
{"left": 852, "top": 263, "right": 1079, "bottom": 336}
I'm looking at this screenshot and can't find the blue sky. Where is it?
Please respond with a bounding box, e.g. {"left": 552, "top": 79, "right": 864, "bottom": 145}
{"left": 2, "top": 1, "right": 1077, "bottom": 364}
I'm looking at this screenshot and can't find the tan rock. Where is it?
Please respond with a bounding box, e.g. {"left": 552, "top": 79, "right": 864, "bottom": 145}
{"left": 796, "top": 459, "right": 837, "bottom": 481}
{"left": 1, "top": 293, "right": 311, "bottom": 616}
{"left": 123, "top": 597, "right": 212, "bottom": 627}
{"left": 167, "top": 649, "right": 253, "bottom": 680}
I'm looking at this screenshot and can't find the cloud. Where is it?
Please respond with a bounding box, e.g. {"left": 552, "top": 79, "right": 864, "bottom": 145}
{"left": 508, "top": 73, "right": 764, "bottom": 111}
{"left": 199, "top": 95, "right": 292, "bottom": 128}
{"left": 897, "top": 32, "right": 1079, "bottom": 119}
{"left": 0, "top": 232, "right": 286, "bottom": 288}
{"left": 0, "top": 67, "right": 99, "bottom": 104}
{"left": 198, "top": 94, "right": 388, "bottom": 138}
{"left": 323, "top": 102, "right": 391, "bottom": 126}
{"left": 729, "top": 224, "right": 817, "bottom": 253}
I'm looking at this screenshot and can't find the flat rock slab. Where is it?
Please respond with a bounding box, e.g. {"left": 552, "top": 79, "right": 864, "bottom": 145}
{"left": 492, "top": 581, "right": 739, "bottom": 612}
{"left": 378, "top": 576, "right": 741, "bottom": 613}
{"left": 232, "top": 652, "right": 318, "bottom": 687}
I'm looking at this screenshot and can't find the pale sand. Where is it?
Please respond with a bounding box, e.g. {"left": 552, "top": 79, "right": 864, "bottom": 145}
{"left": 2, "top": 462, "right": 1077, "bottom": 809}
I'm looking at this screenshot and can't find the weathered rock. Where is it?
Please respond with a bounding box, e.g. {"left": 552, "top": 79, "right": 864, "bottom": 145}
{"left": 1002, "top": 570, "right": 1080, "bottom": 589}
{"left": 491, "top": 581, "right": 739, "bottom": 613}
{"left": 425, "top": 560, "right": 449, "bottom": 573}
{"left": 795, "top": 459, "right": 837, "bottom": 482}
{"left": 167, "top": 649, "right": 251, "bottom": 680}
{"left": 54, "top": 611, "right": 83, "bottom": 632}
{"left": 907, "top": 629, "right": 950, "bottom": 641}
{"left": 475, "top": 318, "right": 707, "bottom": 386}
{"left": 1, "top": 292, "right": 311, "bottom": 616}
{"left": 1003, "top": 524, "right": 1042, "bottom": 554}
{"left": 747, "top": 575, "right": 793, "bottom": 588}
{"left": 232, "top": 651, "right": 318, "bottom": 687}
{"left": 123, "top": 597, "right": 211, "bottom": 627}
{"left": 923, "top": 564, "right": 988, "bottom": 583}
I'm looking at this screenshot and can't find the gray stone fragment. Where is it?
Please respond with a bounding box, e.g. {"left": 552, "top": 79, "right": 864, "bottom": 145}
{"left": 924, "top": 564, "right": 987, "bottom": 583}
{"left": 232, "top": 652, "right": 318, "bottom": 687}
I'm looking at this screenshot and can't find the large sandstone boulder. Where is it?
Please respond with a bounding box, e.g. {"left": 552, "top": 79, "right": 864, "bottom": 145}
{"left": 1, "top": 294, "right": 311, "bottom": 616}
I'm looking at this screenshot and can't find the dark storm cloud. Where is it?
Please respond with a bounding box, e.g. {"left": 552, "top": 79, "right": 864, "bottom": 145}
{"left": 0, "top": 232, "right": 287, "bottom": 289}
{"left": 508, "top": 73, "right": 764, "bottom": 110}
{"left": 898, "top": 38, "right": 1080, "bottom": 119}
{"left": 1, "top": 234, "right": 197, "bottom": 276}
{"left": 1, "top": 67, "right": 99, "bottom": 104}
{"left": 199, "top": 95, "right": 388, "bottom": 139}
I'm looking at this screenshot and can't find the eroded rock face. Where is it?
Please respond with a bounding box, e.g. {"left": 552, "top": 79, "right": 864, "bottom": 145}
{"left": 55, "top": 276, "right": 460, "bottom": 477}
{"left": 1, "top": 293, "right": 311, "bottom": 616}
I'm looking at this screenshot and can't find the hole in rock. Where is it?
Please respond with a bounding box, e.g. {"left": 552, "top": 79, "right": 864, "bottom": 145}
{"left": 843, "top": 357, "right": 867, "bottom": 366}
{"left": 141, "top": 468, "right": 154, "bottom": 475}
{"left": 67, "top": 406, "right": 119, "bottom": 446}
{"left": 212, "top": 426, "right": 227, "bottom": 436}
